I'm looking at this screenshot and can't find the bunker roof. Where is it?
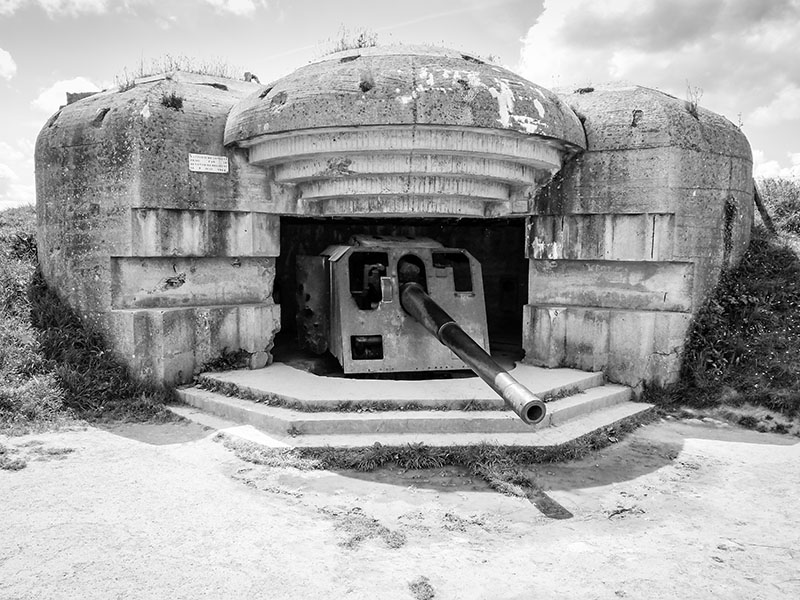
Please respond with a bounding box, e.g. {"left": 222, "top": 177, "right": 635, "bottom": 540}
{"left": 224, "top": 45, "right": 586, "bottom": 151}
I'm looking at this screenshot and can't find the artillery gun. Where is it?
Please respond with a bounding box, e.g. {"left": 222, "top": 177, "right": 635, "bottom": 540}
{"left": 296, "top": 236, "right": 545, "bottom": 425}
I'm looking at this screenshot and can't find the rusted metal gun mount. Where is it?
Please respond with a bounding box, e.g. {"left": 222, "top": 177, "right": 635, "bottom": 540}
{"left": 296, "top": 235, "right": 546, "bottom": 424}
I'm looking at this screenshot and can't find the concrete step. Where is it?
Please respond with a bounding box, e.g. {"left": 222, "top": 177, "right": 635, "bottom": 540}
{"left": 169, "top": 401, "right": 653, "bottom": 449}
{"left": 175, "top": 381, "right": 632, "bottom": 437}
{"left": 282, "top": 402, "right": 653, "bottom": 448}
{"left": 194, "top": 362, "right": 606, "bottom": 411}
{"left": 173, "top": 362, "right": 650, "bottom": 448}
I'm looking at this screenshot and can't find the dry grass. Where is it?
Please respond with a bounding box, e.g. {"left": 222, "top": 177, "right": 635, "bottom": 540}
{"left": 758, "top": 178, "right": 800, "bottom": 235}
{"left": 319, "top": 505, "right": 406, "bottom": 549}
{"left": 213, "top": 433, "right": 323, "bottom": 470}
{"left": 115, "top": 54, "right": 242, "bottom": 90}
{"left": 319, "top": 25, "right": 379, "bottom": 56}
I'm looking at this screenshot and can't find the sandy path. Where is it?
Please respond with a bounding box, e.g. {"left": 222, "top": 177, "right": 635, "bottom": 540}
{"left": 1, "top": 419, "right": 799, "bottom": 600}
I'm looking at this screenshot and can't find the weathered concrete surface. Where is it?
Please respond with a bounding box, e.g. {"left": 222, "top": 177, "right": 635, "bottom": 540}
{"left": 524, "top": 306, "right": 692, "bottom": 384}
{"left": 36, "top": 72, "right": 281, "bottom": 384}
{"left": 225, "top": 45, "right": 586, "bottom": 143}
{"left": 527, "top": 260, "right": 693, "bottom": 312}
{"left": 525, "top": 85, "right": 753, "bottom": 389}
{"left": 241, "top": 126, "right": 571, "bottom": 218}
{"left": 110, "top": 303, "right": 280, "bottom": 385}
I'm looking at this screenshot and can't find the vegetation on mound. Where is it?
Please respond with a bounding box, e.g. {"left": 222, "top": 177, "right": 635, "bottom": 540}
{"left": 115, "top": 54, "right": 242, "bottom": 91}
{"left": 0, "top": 206, "right": 172, "bottom": 432}
{"left": 321, "top": 25, "right": 379, "bottom": 56}
{"left": 645, "top": 178, "right": 800, "bottom": 430}
{"left": 759, "top": 177, "right": 800, "bottom": 235}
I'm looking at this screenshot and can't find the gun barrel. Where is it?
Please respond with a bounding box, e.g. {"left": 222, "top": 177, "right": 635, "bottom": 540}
{"left": 399, "top": 282, "right": 546, "bottom": 425}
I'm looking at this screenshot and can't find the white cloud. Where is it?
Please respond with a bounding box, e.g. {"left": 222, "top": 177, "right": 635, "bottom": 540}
{"left": 0, "top": 138, "right": 35, "bottom": 170}
{"left": 155, "top": 14, "right": 177, "bottom": 29}
{"left": 0, "top": 138, "right": 37, "bottom": 209}
{"left": 518, "top": 0, "right": 800, "bottom": 123}
{"left": 202, "top": 0, "right": 267, "bottom": 16}
{"left": 0, "top": 163, "right": 34, "bottom": 209}
{"left": 39, "top": 0, "right": 109, "bottom": 15}
{"left": 0, "top": 0, "right": 111, "bottom": 16}
{"left": 0, "top": 183, "right": 35, "bottom": 209}
{"left": 0, "top": 0, "right": 24, "bottom": 15}
{"left": 0, "top": 47, "right": 16, "bottom": 80}
{"left": 192, "top": 0, "right": 272, "bottom": 18}
{"left": 749, "top": 84, "right": 800, "bottom": 126}
{"left": 753, "top": 150, "right": 800, "bottom": 181}
{"left": 519, "top": 0, "right": 800, "bottom": 178}
{"left": 0, "top": 163, "right": 17, "bottom": 182}
{"left": 31, "top": 76, "right": 100, "bottom": 114}
{"left": 1, "top": 0, "right": 269, "bottom": 17}
{"left": 0, "top": 141, "right": 24, "bottom": 162}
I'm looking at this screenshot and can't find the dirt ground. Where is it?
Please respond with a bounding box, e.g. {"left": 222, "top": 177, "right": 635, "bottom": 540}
{"left": 1, "top": 417, "right": 799, "bottom": 600}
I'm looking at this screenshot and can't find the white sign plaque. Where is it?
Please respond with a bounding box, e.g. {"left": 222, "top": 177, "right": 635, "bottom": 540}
{"left": 188, "top": 153, "right": 229, "bottom": 173}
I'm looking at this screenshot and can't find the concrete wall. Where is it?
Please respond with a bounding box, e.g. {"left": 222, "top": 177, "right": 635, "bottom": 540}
{"left": 36, "top": 72, "right": 281, "bottom": 384}
{"left": 523, "top": 85, "right": 753, "bottom": 389}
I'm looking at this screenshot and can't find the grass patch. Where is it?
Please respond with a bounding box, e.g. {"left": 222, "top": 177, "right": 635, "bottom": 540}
{"left": 160, "top": 91, "right": 184, "bottom": 111}
{"left": 409, "top": 576, "right": 436, "bottom": 600}
{"left": 216, "top": 408, "right": 656, "bottom": 500}
{"left": 0, "top": 439, "right": 76, "bottom": 470}
{"left": 540, "top": 385, "right": 582, "bottom": 402}
{"left": 759, "top": 178, "right": 800, "bottom": 235}
{"left": 199, "top": 348, "right": 250, "bottom": 373}
{"left": 672, "top": 405, "right": 800, "bottom": 436}
{"left": 214, "top": 433, "right": 323, "bottom": 470}
{"left": 1, "top": 206, "right": 173, "bottom": 432}
{"left": 29, "top": 445, "right": 75, "bottom": 457}
{"left": 0, "top": 442, "right": 26, "bottom": 470}
{"left": 319, "top": 505, "right": 406, "bottom": 549}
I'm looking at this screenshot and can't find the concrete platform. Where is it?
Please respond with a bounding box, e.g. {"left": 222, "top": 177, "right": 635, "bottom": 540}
{"left": 194, "top": 362, "right": 605, "bottom": 410}
{"left": 173, "top": 362, "right": 652, "bottom": 448}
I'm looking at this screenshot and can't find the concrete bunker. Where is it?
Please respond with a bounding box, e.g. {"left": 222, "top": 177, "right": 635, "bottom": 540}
{"left": 35, "top": 45, "right": 754, "bottom": 394}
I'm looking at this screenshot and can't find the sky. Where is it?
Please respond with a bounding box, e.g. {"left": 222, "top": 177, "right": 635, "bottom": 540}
{"left": 1, "top": 0, "right": 799, "bottom": 210}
